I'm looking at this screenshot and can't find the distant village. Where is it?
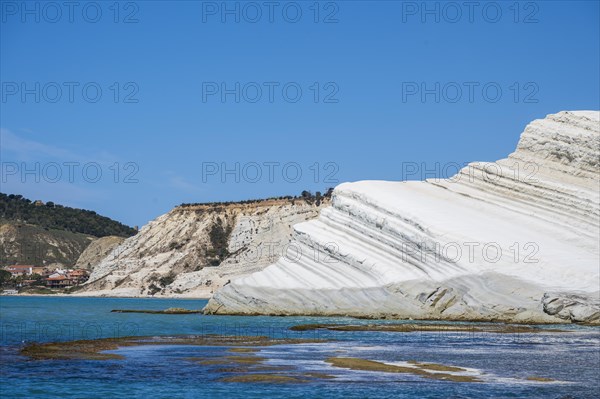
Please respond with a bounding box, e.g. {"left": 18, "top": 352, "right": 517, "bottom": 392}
{"left": 0, "top": 264, "right": 90, "bottom": 294}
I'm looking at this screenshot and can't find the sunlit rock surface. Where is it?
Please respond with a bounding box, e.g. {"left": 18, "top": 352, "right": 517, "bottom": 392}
{"left": 80, "top": 199, "right": 328, "bottom": 297}
{"left": 205, "top": 111, "right": 600, "bottom": 323}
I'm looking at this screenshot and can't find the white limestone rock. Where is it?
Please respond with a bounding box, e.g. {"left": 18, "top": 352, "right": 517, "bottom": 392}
{"left": 205, "top": 111, "right": 600, "bottom": 323}
{"left": 78, "top": 199, "right": 327, "bottom": 297}
{"left": 75, "top": 236, "right": 125, "bottom": 270}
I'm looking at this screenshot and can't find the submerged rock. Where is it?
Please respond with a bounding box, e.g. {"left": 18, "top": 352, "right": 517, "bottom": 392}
{"left": 110, "top": 307, "right": 201, "bottom": 314}
{"left": 21, "top": 335, "right": 327, "bottom": 361}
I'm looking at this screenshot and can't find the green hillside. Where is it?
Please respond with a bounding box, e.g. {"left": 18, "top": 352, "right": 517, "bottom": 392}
{"left": 0, "top": 193, "right": 136, "bottom": 237}
{"left": 0, "top": 222, "right": 94, "bottom": 267}
{"left": 0, "top": 193, "right": 136, "bottom": 267}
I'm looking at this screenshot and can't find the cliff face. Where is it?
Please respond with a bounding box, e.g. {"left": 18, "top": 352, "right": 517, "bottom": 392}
{"left": 205, "top": 111, "right": 600, "bottom": 324}
{"left": 80, "top": 199, "right": 328, "bottom": 297}
{"left": 74, "top": 236, "right": 125, "bottom": 270}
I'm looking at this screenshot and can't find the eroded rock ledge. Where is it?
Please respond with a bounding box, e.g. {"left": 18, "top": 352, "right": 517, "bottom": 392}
{"left": 205, "top": 111, "right": 600, "bottom": 324}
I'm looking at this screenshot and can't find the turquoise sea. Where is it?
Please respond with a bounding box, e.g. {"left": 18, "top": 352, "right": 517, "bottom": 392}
{"left": 0, "top": 296, "right": 598, "bottom": 398}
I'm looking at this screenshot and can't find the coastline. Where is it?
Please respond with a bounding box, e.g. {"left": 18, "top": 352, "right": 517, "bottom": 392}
{"left": 3, "top": 293, "right": 599, "bottom": 326}
{"left": 3, "top": 295, "right": 597, "bottom": 398}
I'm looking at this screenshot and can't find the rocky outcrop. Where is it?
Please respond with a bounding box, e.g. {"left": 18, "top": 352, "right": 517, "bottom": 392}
{"left": 205, "top": 111, "right": 600, "bottom": 324}
{"left": 74, "top": 236, "right": 125, "bottom": 270}
{"left": 542, "top": 293, "right": 600, "bottom": 323}
{"left": 79, "top": 198, "right": 328, "bottom": 297}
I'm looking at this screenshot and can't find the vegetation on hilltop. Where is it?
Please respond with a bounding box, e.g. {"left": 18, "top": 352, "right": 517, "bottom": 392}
{"left": 0, "top": 193, "right": 136, "bottom": 237}
{"left": 178, "top": 188, "right": 334, "bottom": 208}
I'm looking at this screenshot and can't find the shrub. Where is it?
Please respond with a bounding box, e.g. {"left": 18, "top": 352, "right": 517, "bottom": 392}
{"left": 158, "top": 273, "right": 175, "bottom": 287}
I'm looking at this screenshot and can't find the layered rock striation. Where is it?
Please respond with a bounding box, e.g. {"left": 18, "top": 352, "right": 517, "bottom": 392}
{"left": 205, "top": 111, "right": 600, "bottom": 323}
{"left": 80, "top": 198, "right": 328, "bottom": 297}
{"left": 75, "top": 236, "right": 125, "bottom": 270}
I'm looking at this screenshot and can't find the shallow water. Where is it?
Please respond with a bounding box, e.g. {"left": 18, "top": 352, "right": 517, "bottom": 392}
{"left": 1, "top": 296, "right": 598, "bottom": 398}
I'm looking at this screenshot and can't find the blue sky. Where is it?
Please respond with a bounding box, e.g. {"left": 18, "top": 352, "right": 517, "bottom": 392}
{"left": 1, "top": 0, "right": 599, "bottom": 227}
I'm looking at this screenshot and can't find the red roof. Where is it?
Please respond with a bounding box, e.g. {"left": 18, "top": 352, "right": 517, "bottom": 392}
{"left": 46, "top": 275, "right": 70, "bottom": 281}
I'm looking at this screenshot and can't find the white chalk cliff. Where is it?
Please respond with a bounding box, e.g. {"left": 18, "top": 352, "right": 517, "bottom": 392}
{"left": 205, "top": 111, "right": 600, "bottom": 323}
{"left": 80, "top": 198, "right": 328, "bottom": 297}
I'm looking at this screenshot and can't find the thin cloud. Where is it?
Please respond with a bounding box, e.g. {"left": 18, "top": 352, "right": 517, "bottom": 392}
{"left": 0, "top": 128, "right": 123, "bottom": 166}
{"left": 0, "top": 128, "right": 78, "bottom": 161}
{"left": 168, "top": 175, "right": 203, "bottom": 193}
